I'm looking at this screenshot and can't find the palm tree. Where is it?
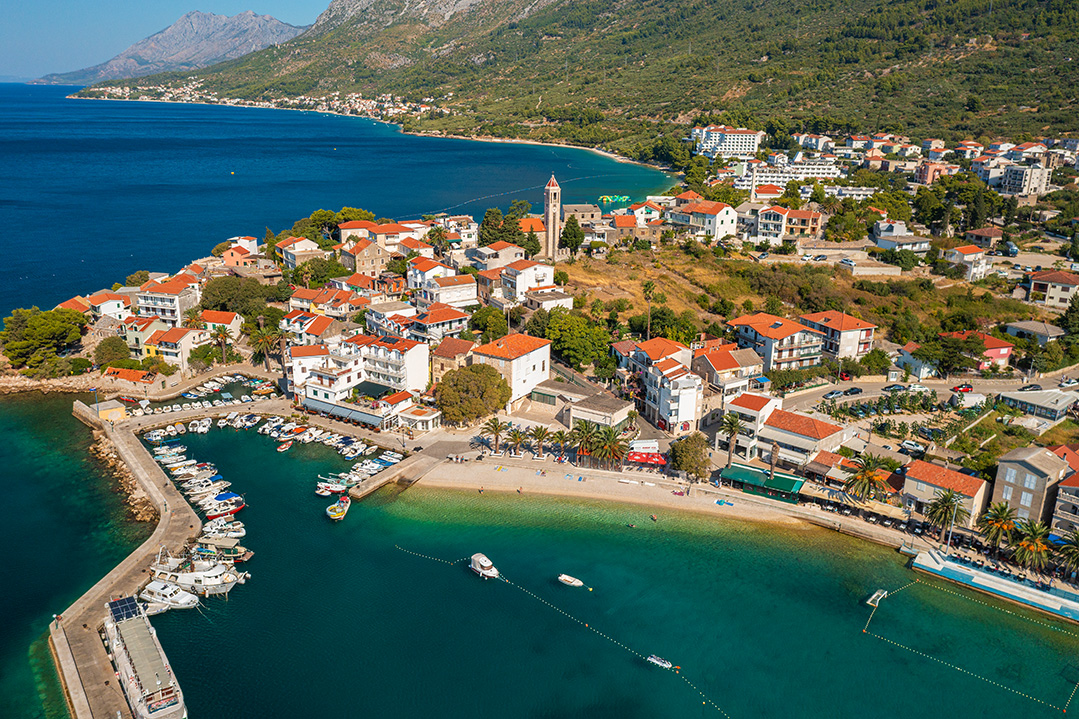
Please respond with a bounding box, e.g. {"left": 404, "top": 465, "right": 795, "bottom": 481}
{"left": 976, "top": 503, "right": 1017, "bottom": 558}
{"left": 182, "top": 308, "right": 205, "bottom": 329}
{"left": 210, "top": 326, "right": 232, "bottom": 365}
{"left": 248, "top": 328, "right": 277, "bottom": 371}
{"left": 720, "top": 412, "right": 744, "bottom": 470}
{"left": 572, "top": 421, "right": 599, "bottom": 467}
{"left": 480, "top": 417, "right": 508, "bottom": 453}
{"left": 1056, "top": 531, "right": 1079, "bottom": 579}
{"left": 594, "top": 425, "right": 628, "bottom": 470}
{"left": 507, "top": 428, "right": 528, "bottom": 456}
{"left": 842, "top": 454, "right": 888, "bottom": 502}
{"left": 1013, "top": 520, "right": 1052, "bottom": 574}
{"left": 549, "top": 429, "right": 569, "bottom": 459}
{"left": 529, "top": 426, "right": 550, "bottom": 458}
{"left": 642, "top": 280, "right": 655, "bottom": 341}
{"left": 924, "top": 489, "right": 971, "bottom": 543}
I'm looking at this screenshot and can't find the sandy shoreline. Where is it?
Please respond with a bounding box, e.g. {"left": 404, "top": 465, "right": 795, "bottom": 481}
{"left": 68, "top": 94, "right": 677, "bottom": 179}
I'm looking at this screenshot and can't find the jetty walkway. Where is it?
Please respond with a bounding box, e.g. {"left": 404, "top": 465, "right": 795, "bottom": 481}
{"left": 51, "top": 403, "right": 202, "bottom": 719}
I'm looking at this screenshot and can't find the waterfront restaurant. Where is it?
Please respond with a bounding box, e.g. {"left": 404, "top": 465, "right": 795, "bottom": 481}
{"left": 719, "top": 463, "right": 805, "bottom": 504}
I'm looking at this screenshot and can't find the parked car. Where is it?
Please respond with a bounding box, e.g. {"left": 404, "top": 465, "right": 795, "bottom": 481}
{"left": 840, "top": 258, "right": 857, "bottom": 268}
{"left": 1060, "top": 378, "right": 1079, "bottom": 388}
{"left": 951, "top": 384, "right": 973, "bottom": 393}
{"left": 802, "top": 254, "right": 813, "bottom": 262}
{"left": 823, "top": 390, "right": 844, "bottom": 400}
{"left": 839, "top": 371, "right": 852, "bottom": 381}
{"left": 883, "top": 384, "right": 907, "bottom": 392}
{"left": 900, "top": 440, "right": 924, "bottom": 453}
{"left": 759, "top": 253, "right": 769, "bottom": 260}
{"left": 908, "top": 383, "right": 930, "bottom": 392}
{"left": 813, "top": 254, "right": 827, "bottom": 262}
{"left": 844, "top": 386, "right": 863, "bottom": 396}
{"left": 1018, "top": 384, "right": 1042, "bottom": 392}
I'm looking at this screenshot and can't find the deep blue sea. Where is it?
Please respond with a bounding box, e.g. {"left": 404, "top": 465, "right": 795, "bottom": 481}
{"left": 0, "top": 83, "right": 671, "bottom": 316}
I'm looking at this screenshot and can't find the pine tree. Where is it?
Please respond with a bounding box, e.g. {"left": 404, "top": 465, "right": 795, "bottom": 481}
{"left": 560, "top": 215, "right": 585, "bottom": 254}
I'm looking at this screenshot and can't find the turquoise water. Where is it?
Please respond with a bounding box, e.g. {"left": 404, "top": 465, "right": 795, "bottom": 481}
{"left": 0, "top": 393, "right": 151, "bottom": 719}
{"left": 139, "top": 427, "right": 1079, "bottom": 718}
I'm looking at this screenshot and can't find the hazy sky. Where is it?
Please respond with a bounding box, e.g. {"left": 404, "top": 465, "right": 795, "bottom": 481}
{"left": 0, "top": 1, "right": 328, "bottom": 79}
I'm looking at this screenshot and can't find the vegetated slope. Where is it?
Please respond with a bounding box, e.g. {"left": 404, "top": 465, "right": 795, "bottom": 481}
{"left": 93, "top": 0, "right": 1079, "bottom": 143}
{"left": 37, "top": 11, "right": 307, "bottom": 85}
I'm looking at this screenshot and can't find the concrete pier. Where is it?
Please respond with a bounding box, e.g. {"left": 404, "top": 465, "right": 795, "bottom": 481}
{"left": 50, "top": 403, "right": 201, "bottom": 719}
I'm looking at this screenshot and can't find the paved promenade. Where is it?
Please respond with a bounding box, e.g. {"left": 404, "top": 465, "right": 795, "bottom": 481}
{"left": 50, "top": 409, "right": 201, "bottom": 719}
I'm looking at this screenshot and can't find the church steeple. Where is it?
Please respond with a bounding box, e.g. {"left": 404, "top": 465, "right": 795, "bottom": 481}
{"left": 543, "top": 175, "right": 562, "bottom": 259}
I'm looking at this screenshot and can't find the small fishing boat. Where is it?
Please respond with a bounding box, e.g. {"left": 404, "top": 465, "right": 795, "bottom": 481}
{"left": 646, "top": 655, "right": 673, "bottom": 669}
{"left": 316, "top": 481, "right": 347, "bottom": 494}
{"left": 314, "top": 487, "right": 332, "bottom": 497}
{"left": 557, "top": 574, "right": 584, "bottom": 587}
{"left": 326, "top": 495, "right": 351, "bottom": 521}
{"left": 470, "top": 553, "right": 499, "bottom": 579}
{"left": 277, "top": 441, "right": 293, "bottom": 452}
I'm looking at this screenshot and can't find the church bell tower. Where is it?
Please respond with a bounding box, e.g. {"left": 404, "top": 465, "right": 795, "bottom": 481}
{"left": 543, "top": 175, "right": 562, "bottom": 259}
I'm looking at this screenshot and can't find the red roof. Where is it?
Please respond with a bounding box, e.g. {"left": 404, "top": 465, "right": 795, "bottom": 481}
{"left": 949, "top": 244, "right": 983, "bottom": 256}
{"left": 414, "top": 304, "right": 468, "bottom": 325}
{"left": 754, "top": 184, "right": 784, "bottom": 194}
{"left": 728, "top": 312, "right": 821, "bottom": 341}
{"left": 519, "top": 218, "right": 546, "bottom": 233}
{"left": 104, "top": 367, "right": 155, "bottom": 383}
{"left": 409, "top": 257, "right": 452, "bottom": 273}
{"left": 399, "top": 237, "right": 433, "bottom": 251}
{"left": 290, "top": 345, "right": 330, "bottom": 358}
{"left": 304, "top": 316, "right": 335, "bottom": 336}
{"left": 474, "top": 333, "right": 552, "bottom": 360}
{"left": 800, "top": 311, "right": 876, "bottom": 332}
{"left": 546, "top": 175, "right": 560, "bottom": 189}
{"left": 505, "top": 259, "right": 542, "bottom": 272}
{"left": 486, "top": 241, "right": 522, "bottom": 252}
{"left": 338, "top": 220, "right": 377, "bottom": 230}
{"left": 227, "top": 245, "right": 251, "bottom": 256}
{"left": 675, "top": 190, "right": 703, "bottom": 201}
{"left": 86, "top": 292, "right": 131, "bottom": 307}
{"left": 1030, "top": 270, "right": 1079, "bottom": 287}
{"left": 728, "top": 393, "right": 772, "bottom": 412}
{"left": 903, "top": 460, "right": 986, "bottom": 497}
{"left": 679, "top": 200, "right": 732, "bottom": 216}
{"left": 200, "top": 310, "right": 239, "bottom": 325}
{"left": 431, "top": 337, "right": 475, "bottom": 359}
{"left": 56, "top": 297, "right": 91, "bottom": 312}
{"left": 384, "top": 390, "right": 413, "bottom": 406}
{"left": 477, "top": 268, "right": 503, "bottom": 281}
{"left": 765, "top": 409, "right": 843, "bottom": 440}
{"left": 613, "top": 215, "right": 638, "bottom": 229}
{"left": 635, "top": 337, "right": 688, "bottom": 361}
{"left": 432, "top": 275, "right": 475, "bottom": 287}
{"left": 373, "top": 223, "right": 413, "bottom": 235}
{"left": 940, "top": 330, "right": 1013, "bottom": 351}
{"left": 157, "top": 327, "right": 196, "bottom": 344}
{"left": 763, "top": 206, "right": 821, "bottom": 220}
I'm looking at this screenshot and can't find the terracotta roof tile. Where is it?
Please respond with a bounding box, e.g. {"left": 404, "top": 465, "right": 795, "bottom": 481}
{"left": 764, "top": 409, "right": 843, "bottom": 440}
{"left": 474, "top": 333, "right": 551, "bottom": 360}
{"left": 903, "top": 459, "right": 986, "bottom": 497}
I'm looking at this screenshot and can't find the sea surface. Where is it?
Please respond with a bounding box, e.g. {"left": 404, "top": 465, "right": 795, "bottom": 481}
{"left": 0, "top": 83, "right": 671, "bottom": 317}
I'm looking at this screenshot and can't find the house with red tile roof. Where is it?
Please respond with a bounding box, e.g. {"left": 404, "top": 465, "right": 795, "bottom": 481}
{"left": 223, "top": 244, "right": 257, "bottom": 268}
{"left": 199, "top": 310, "right": 242, "bottom": 338}
{"left": 618, "top": 337, "right": 692, "bottom": 375}
{"left": 339, "top": 238, "right": 390, "bottom": 276}
{"left": 499, "top": 260, "right": 555, "bottom": 306}
{"left": 275, "top": 236, "right": 325, "bottom": 270}
{"left": 901, "top": 460, "right": 989, "bottom": 528}
{"left": 406, "top": 257, "right": 454, "bottom": 290}
{"left": 398, "top": 236, "right": 435, "bottom": 259}
{"left": 691, "top": 344, "right": 765, "bottom": 406}
{"left": 416, "top": 273, "right": 477, "bottom": 310}
{"left": 964, "top": 226, "right": 1005, "bottom": 249}
{"left": 939, "top": 330, "right": 1013, "bottom": 370}
{"left": 430, "top": 337, "right": 475, "bottom": 383}
{"left": 726, "top": 312, "right": 824, "bottom": 371}
{"left": 120, "top": 315, "right": 169, "bottom": 358}
{"left": 1029, "top": 269, "right": 1079, "bottom": 310}
{"left": 755, "top": 205, "right": 823, "bottom": 245}
{"left": 55, "top": 296, "right": 91, "bottom": 314}
{"left": 338, "top": 220, "right": 378, "bottom": 241}
{"left": 471, "top": 334, "right": 552, "bottom": 407}
{"left": 895, "top": 340, "right": 938, "bottom": 379}
{"left": 135, "top": 277, "right": 201, "bottom": 328}
{"left": 641, "top": 356, "right": 703, "bottom": 435}
{"left": 721, "top": 391, "right": 848, "bottom": 465}
{"left": 104, "top": 367, "right": 156, "bottom": 385}
{"left": 144, "top": 326, "right": 210, "bottom": 375}
{"left": 86, "top": 292, "right": 132, "bottom": 321}
{"left": 468, "top": 241, "right": 526, "bottom": 272}
{"left": 629, "top": 201, "right": 663, "bottom": 222}
{"left": 943, "top": 244, "right": 989, "bottom": 281}
{"left": 673, "top": 190, "right": 703, "bottom": 206}
{"left": 667, "top": 201, "right": 737, "bottom": 239}
{"left": 408, "top": 303, "right": 469, "bottom": 344}
{"left": 798, "top": 311, "right": 876, "bottom": 360}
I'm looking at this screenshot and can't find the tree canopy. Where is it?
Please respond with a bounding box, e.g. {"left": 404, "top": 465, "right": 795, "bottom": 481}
{"left": 668, "top": 433, "right": 711, "bottom": 481}
{"left": 560, "top": 215, "right": 585, "bottom": 254}
{"left": 435, "top": 364, "right": 511, "bottom": 424}
{"left": 94, "top": 336, "right": 131, "bottom": 366}
{"left": 0, "top": 307, "right": 87, "bottom": 368}
{"left": 543, "top": 308, "right": 610, "bottom": 369}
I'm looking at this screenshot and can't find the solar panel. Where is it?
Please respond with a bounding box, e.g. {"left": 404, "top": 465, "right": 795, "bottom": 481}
{"left": 108, "top": 596, "right": 140, "bottom": 623}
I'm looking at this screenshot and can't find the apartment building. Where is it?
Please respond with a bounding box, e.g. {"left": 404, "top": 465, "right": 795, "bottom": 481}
{"left": 798, "top": 311, "right": 875, "bottom": 360}
{"left": 726, "top": 312, "right": 824, "bottom": 371}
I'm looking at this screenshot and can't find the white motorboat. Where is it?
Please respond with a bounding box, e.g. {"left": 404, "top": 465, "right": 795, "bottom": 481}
{"left": 149, "top": 549, "right": 248, "bottom": 596}
{"left": 139, "top": 579, "right": 200, "bottom": 610}
{"left": 470, "top": 553, "right": 500, "bottom": 579}
{"left": 557, "top": 574, "right": 585, "bottom": 587}
{"left": 646, "top": 655, "right": 673, "bottom": 669}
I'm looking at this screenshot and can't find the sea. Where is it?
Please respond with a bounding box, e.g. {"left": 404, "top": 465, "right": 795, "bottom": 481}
{"left": 1, "top": 84, "right": 1078, "bottom": 719}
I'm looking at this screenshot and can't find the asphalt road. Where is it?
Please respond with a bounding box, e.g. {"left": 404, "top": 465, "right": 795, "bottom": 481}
{"left": 784, "top": 376, "right": 1066, "bottom": 412}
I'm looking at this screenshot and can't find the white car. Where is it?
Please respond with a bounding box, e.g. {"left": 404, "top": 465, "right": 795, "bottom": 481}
{"left": 908, "top": 383, "right": 930, "bottom": 392}
{"left": 802, "top": 254, "right": 813, "bottom": 262}
{"left": 1060, "top": 378, "right": 1079, "bottom": 388}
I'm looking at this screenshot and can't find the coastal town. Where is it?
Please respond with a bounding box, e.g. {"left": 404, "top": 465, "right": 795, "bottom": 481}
{"left": 20, "top": 123, "right": 1079, "bottom": 718}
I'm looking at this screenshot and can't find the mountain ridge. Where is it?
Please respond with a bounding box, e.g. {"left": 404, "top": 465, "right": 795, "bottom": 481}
{"left": 36, "top": 11, "right": 308, "bottom": 85}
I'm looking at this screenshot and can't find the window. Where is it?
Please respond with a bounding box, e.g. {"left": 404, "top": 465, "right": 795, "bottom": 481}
{"left": 1020, "top": 491, "right": 1033, "bottom": 508}
{"left": 1024, "top": 473, "right": 1037, "bottom": 490}
{"left": 1017, "top": 508, "right": 1030, "bottom": 520}
{"left": 1001, "top": 486, "right": 1013, "bottom": 501}
{"left": 1004, "top": 467, "right": 1017, "bottom": 483}
{"left": 915, "top": 481, "right": 927, "bottom": 492}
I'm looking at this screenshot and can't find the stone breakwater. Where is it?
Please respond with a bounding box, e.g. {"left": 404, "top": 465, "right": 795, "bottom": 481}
{"left": 87, "top": 429, "right": 158, "bottom": 523}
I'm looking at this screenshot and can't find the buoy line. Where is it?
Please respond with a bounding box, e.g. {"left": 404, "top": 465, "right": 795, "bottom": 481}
{"left": 395, "top": 544, "right": 732, "bottom": 716}
{"left": 864, "top": 577, "right": 1073, "bottom": 712}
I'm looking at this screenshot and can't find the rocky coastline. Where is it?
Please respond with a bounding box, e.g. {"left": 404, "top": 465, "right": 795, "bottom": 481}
{"left": 87, "top": 429, "right": 158, "bottom": 523}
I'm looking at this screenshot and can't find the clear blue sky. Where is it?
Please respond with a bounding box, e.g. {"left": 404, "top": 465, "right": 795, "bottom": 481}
{"left": 0, "top": 2, "right": 328, "bottom": 79}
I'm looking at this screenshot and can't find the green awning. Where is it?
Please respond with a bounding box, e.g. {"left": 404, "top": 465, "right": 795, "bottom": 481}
{"left": 721, "top": 464, "right": 804, "bottom": 494}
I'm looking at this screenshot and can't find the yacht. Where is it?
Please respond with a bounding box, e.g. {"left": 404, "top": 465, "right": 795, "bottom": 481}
{"left": 102, "top": 597, "right": 186, "bottom": 719}
{"left": 647, "top": 655, "right": 673, "bottom": 669}
{"left": 139, "top": 579, "right": 200, "bottom": 611}
{"left": 470, "top": 553, "right": 500, "bottom": 579}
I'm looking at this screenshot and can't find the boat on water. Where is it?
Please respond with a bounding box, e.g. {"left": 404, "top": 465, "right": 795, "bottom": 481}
{"left": 150, "top": 549, "right": 249, "bottom": 596}
{"left": 470, "top": 553, "right": 500, "bottom": 579}
{"left": 202, "top": 492, "right": 245, "bottom": 519}
{"left": 194, "top": 536, "right": 254, "bottom": 563}
{"left": 102, "top": 597, "right": 186, "bottom": 719}
{"left": 326, "top": 495, "right": 351, "bottom": 520}
{"left": 138, "top": 579, "right": 200, "bottom": 611}
{"left": 316, "top": 481, "right": 347, "bottom": 494}
{"left": 277, "top": 440, "right": 293, "bottom": 452}
{"left": 557, "top": 574, "right": 584, "bottom": 587}
{"left": 646, "top": 655, "right": 673, "bottom": 669}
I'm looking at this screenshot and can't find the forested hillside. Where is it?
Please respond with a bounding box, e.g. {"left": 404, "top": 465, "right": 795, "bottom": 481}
{"left": 90, "top": 0, "right": 1079, "bottom": 150}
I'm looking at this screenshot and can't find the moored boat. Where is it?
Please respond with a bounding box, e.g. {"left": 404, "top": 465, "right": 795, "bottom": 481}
{"left": 138, "top": 579, "right": 200, "bottom": 610}
{"left": 470, "top": 553, "right": 500, "bottom": 579}
{"left": 102, "top": 597, "right": 186, "bottom": 719}
{"left": 646, "top": 655, "right": 673, "bottom": 669}
{"left": 277, "top": 440, "right": 293, "bottom": 452}
{"left": 326, "top": 495, "right": 351, "bottom": 521}
{"left": 557, "top": 574, "right": 584, "bottom": 587}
